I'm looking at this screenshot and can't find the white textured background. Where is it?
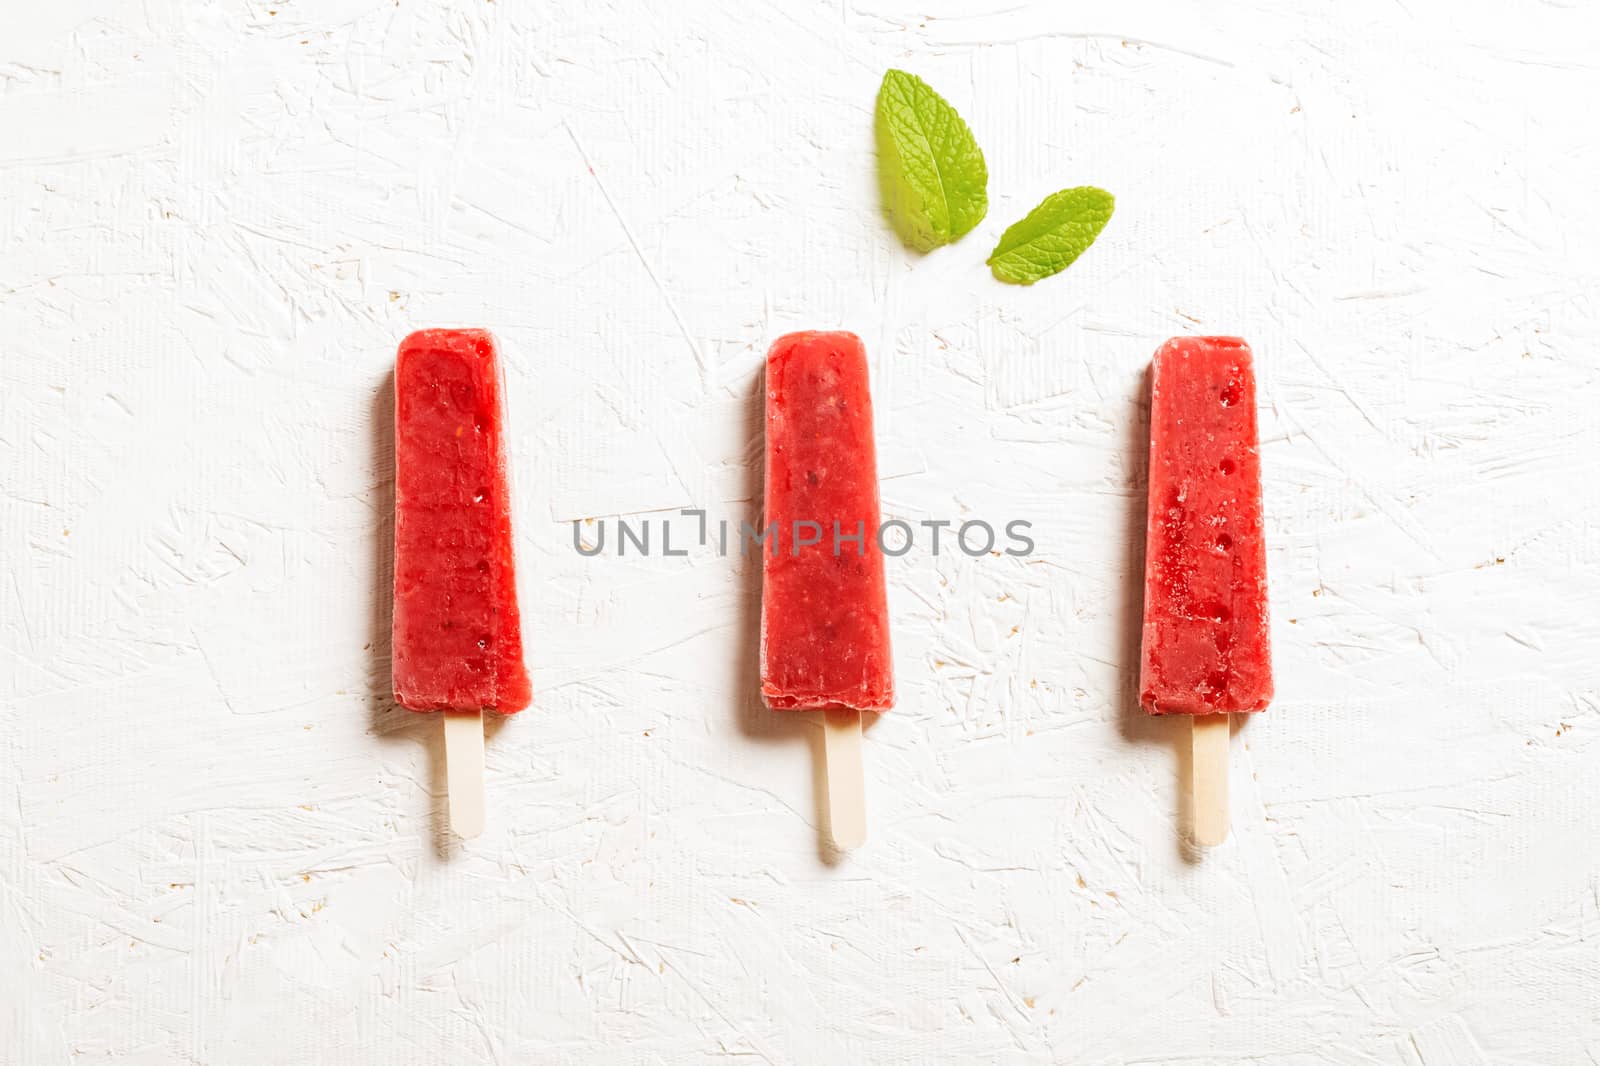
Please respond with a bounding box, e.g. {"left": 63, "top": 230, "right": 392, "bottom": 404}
{"left": 4, "top": 1, "right": 1599, "bottom": 1062}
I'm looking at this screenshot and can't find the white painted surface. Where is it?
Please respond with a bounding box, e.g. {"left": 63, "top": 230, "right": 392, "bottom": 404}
{"left": 4, "top": 1, "right": 1598, "bottom": 1061}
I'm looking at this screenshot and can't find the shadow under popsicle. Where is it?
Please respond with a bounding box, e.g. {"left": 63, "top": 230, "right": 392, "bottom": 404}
{"left": 1112, "top": 362, "right": 1195, "bottom": 862}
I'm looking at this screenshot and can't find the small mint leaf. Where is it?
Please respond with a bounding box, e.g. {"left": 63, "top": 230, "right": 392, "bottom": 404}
{"left": 988, "top": 186, "right": 1115, "bottom": 285}
{"left": 875, "top": 69, "right": 988, "bottom": 253}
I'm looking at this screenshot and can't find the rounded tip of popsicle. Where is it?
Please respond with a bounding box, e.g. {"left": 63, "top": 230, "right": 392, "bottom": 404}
{"left": 1190, "top": 819, "right": 1228, "bottom": 848}
{"left": 830, "top": 820, "right": 867, "bottom": 851}
{"left": 451, "top": 808, "right": 486, "bottom": 840}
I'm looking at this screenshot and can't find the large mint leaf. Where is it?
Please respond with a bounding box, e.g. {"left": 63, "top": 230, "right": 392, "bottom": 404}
{"left": 875, "top": 69, "right": 988, "bottom": 253}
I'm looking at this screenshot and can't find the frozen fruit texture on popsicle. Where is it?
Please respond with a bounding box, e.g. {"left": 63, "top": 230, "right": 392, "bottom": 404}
{"left": 1139, "top": 336, "right": 1272, "bottom": 715}
{"left": 392, "top": 329, "right": 531, "bottom": 714}
{"left": 760, "top": 331, "right": 894, "bottom": 712}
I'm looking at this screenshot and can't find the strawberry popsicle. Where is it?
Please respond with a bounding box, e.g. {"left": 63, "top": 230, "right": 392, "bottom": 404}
{"left": 1139, "top": 336, "right": 1272, "bottom": 715}
{"left": 760, "top": 331, "right": 894, "bottom": 712}
{"left": 392, "top": 329, "right": 531, "bottom": 714}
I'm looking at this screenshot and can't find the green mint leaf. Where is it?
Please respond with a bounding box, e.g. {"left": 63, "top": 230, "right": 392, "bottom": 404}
{"left": 875, "top": 69, "right": 988, "bottom": 253}
{"left": 987, "top": 186, "right": 1115, "bottom": 285}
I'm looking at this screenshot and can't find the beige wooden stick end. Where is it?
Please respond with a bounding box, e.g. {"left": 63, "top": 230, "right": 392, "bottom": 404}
{"left": 822, "top": 708, "right": 867, "bottom": 850}
{"left": 1191, "top": 713, "right": 1230, "bottom": 847}
{"left": 443, "top": 709, "right": 487, "bottom": 839}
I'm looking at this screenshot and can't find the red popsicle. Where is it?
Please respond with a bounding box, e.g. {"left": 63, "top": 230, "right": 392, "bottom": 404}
{"left": 1138, "top": 336, "right": 1271, "bottom": 847}
{"left": 392, "top": 329, "right": 531, "bottom": 714}
{"left": 1139, "top": 336, "right": 1272, "bottom": 715}
{"left": 760, "top": 331, "right": 894, "bottom": 712}
{"left": 760, "top": 330, "right": 892, "bottom": 850}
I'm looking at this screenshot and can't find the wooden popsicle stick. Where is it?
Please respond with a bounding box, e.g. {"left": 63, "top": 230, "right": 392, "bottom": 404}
{"left": 821, "top": 708, "right": 867, "bottom": 849}
{"left": 1191, "top": 713, "right": 1230, "bottom": 846}
{"left": 443, "top": 709, "right": 487, "bottom": 839}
